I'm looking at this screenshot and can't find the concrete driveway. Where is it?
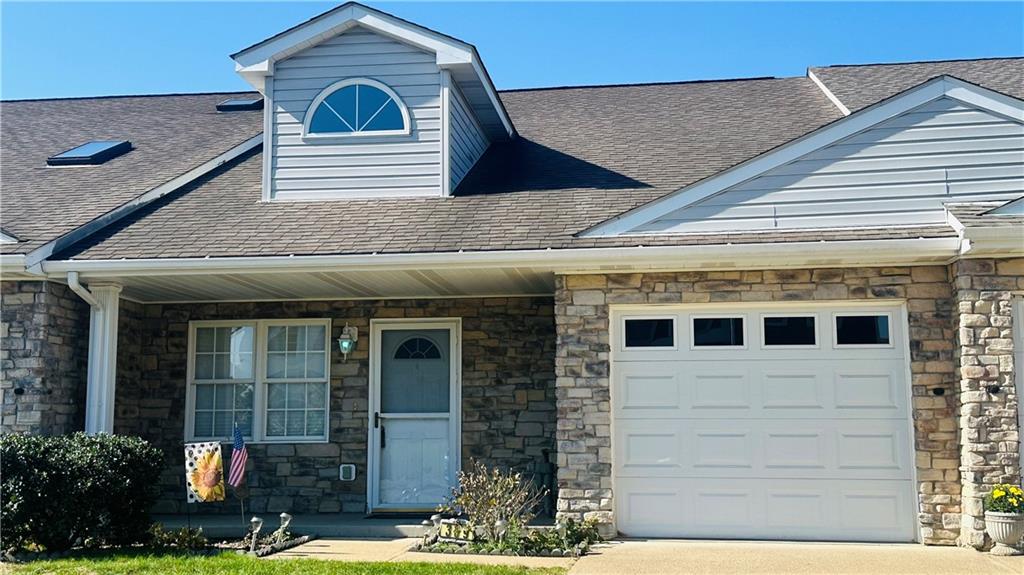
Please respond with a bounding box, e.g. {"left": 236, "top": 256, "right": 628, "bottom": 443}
{"left": 570, "top": 540, "right": 1022, "bottom": 575}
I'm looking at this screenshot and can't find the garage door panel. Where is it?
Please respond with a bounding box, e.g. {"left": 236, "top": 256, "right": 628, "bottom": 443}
{"left": 617, "top": 365, "right": 682, "bottom": 412}
{"left": 614, "top": 362, "right": 907, "bottom": 420}
{"left": 615, "top": 477, "right": 916, "bottom": 541}
{"left": 616, "top": 419, "right": 910, "bottom": 480}
{"left": 834, "top": 365, "right": 903, "bottom": 411}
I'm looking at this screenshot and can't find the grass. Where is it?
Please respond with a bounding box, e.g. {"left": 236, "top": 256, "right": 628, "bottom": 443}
{"left": 6, "top": 549, "right": 567, "bottom": 575}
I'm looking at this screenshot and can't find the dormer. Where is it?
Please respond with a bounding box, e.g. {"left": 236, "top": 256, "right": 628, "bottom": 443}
{"left": 231, "top": 2, "right": 514, "bottom": 201}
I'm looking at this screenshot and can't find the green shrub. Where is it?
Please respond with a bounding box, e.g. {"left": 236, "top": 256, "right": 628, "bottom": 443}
{"left": 1, "top": 433, "right": 165, "bottom": 551}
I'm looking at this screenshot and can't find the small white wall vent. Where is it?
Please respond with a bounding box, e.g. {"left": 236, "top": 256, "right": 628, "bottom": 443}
{"left": 339, "top": 464, "right": 356, "bottom": 481}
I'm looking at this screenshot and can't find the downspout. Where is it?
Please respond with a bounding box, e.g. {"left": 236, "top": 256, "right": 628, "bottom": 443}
{"left": 67, "top": 271, "right": 100, "bottom": 308}
{"left": 67, "top": 270, "right": 121, "bottom": 435}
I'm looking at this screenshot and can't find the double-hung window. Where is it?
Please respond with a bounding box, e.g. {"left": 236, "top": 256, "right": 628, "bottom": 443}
{"left": 187, "top": 319, "right": 331, "bottom": 443}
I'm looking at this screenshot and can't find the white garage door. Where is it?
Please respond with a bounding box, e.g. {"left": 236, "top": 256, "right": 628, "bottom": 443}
{"left": 611, "top": 303, "right": 916, "bottom": 542}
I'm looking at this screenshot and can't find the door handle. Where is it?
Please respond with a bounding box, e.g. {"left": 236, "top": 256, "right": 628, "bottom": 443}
{"left": 374, "top": 412, "right": 380, "bottom": 428}
{"left": 380, "top": 424, "right": 386, "bottom": 449}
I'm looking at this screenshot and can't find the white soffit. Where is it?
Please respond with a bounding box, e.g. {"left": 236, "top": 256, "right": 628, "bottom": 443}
{"left": 231, "top": 1, "right": 513, "bottom": 139}
{"left": 583, "top": 76, "right": 1024, "bottom": 237}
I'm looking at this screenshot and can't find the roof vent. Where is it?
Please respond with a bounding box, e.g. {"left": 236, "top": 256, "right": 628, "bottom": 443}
{"left": 216, "top": 97, "right": 263, "bottom": 112}
{"left": 47, "top": 140, "right": 132, "bottom": 166}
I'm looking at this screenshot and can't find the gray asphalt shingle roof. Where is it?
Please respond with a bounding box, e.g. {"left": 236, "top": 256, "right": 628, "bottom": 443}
{"left": 0, "top": 92, "right": 263, "bottom": 255}
{"left": 810, "top": 57, "right": 1024, "bottom": 112}
{"left": 3, "top": 57, "right": 1020, "bottom": 261}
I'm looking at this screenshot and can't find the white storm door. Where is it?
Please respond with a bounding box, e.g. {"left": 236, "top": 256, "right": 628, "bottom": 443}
{"left": 370, "top": 321, "right": 460, "bottom": 511}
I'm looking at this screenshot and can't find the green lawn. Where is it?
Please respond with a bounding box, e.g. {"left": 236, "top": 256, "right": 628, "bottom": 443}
{"left": 8, "top": 550, "right": 566, "bottom": 575}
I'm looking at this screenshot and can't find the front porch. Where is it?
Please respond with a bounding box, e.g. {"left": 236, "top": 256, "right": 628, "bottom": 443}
{"left": 109, "top": 295, "right": 557, "bottom": 515}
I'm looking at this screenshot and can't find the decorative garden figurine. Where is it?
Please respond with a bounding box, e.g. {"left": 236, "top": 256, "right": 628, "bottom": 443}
{"left": 984, "top": 483, "right": 1024, "bottom": 556}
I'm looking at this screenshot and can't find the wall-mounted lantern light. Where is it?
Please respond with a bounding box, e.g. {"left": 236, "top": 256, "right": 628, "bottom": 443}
{"left": 337, "top": 323, "right": 358, "bottom": 361}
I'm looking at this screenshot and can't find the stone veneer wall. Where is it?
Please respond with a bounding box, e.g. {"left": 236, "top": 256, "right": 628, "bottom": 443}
{"left": 113, "top": 297, "right": 556, "bottom": 514}
{"left": 952, "top": 258, "right": 1023, "bottom": 548}
{"left": 0, "top": 280, "right": 89, "bottom": 434}
{"left": 554, "top": 266, "right": 961, "bottom": 544}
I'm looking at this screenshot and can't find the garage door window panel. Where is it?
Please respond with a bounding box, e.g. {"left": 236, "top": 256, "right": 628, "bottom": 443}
{"left": 691, "top": 316, "right": 746, "bottom": 349}
{"left": 762, "top": 315, "right": 818, "bottom": 348}
{"left": 834, "top": 314, "right": 892, "bottom": 348}
{"left": 623, "top": 317, "right": 676, "bottom": 349}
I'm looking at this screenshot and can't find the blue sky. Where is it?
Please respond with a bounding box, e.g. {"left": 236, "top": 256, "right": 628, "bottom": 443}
{"left": 2, "top": 2, "right": 1022, "bottom": 100}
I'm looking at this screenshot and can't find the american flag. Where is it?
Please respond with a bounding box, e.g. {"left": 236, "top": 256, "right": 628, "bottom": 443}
{"left": 228, "top": 423, "right": 248, "bottom": 488}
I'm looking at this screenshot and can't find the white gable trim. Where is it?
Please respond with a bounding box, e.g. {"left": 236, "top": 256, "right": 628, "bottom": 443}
{"left": 233, "top": 3, "right": 472, "bottom": 74}
{"left": 583, "top": 76, "right": 1024, "bottom": 237}
{"left": 232, "top": 2, "right": 513, "bottom": 138}
{"left": 0, "top": 230, "right": 18, "bottom": 244}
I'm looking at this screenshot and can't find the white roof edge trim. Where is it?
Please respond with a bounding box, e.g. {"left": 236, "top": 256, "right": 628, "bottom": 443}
{"left": 0, "top": 231, "right": 18, "bottom": 244}
{"left": 582, "top": 75, "right": 1024, "bottom": 237}
{"left": 42, "top": 237, "right": 961, "bottom": 278}
{"left": 807, "top": 69, "right": 850, "bottom": 116}
{"left": 232, "top": 4, "right": 472, "bottom": 69}
{"left": 24, "top": 134, "right": 264, "bottom": 269}
{"left": 0, "top": 254, "right": 29, "bottom": 278}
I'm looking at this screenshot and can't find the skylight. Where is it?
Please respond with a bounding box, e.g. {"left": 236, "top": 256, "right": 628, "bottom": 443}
{"left": 216, "top": 98, "right": 263, "bottom": 112}
{"left": 47, "top": 140, "right": 132, "bottom": 166}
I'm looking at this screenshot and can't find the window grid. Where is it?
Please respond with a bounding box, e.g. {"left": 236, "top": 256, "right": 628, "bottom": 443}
{"left": 187, "top": 320, "right": 330, "bottom": 443}
{"left": 306, "top": 79, "right": 408, "bottom": 136}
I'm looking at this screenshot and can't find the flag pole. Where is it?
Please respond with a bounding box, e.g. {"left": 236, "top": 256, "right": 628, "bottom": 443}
{"left": 239, "top": 488, "right": 246, "bottom": 529}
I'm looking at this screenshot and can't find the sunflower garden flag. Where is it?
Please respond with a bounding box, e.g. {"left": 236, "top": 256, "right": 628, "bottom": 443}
{"left": 184, "top": 441, "right": 226, "bottom": 503}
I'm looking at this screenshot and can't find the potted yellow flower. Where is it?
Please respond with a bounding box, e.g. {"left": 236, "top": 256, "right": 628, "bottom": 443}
{"left": 984, "top": 483, "right": 1024, "bottom": 555}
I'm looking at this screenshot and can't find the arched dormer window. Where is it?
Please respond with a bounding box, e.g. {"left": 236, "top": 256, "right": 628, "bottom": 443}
{"left": 303, "top": 78, "right": 410, "bottom": 137}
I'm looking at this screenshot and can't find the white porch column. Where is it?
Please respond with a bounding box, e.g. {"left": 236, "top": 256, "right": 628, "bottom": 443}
{"left": 83, "top": 283, "right": 122, "bottom": 435}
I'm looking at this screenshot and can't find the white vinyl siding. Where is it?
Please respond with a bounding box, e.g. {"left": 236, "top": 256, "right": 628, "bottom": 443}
{"left": 449, "top": 83, "right": 489, "bottom": 191}
{"left": 635, "top": 97, "right": 1024, "bottom": 233}
{"left": 270, "top": 26, "right": 442, "bottom": 200}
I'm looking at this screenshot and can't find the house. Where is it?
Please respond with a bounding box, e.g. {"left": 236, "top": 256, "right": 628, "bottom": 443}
{"left": 2, "top": 1, "right": 1022, "bottom": 548}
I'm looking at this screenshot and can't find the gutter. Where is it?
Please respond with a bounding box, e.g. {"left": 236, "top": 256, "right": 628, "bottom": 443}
{"left": 23, "top": 133, "right": 264, "bottom": 270}
{"left": 66, "top": 271, "right": 100, "bottom": 308}
{"left": 41, "top": 237, "right": 963, "bottom": 277}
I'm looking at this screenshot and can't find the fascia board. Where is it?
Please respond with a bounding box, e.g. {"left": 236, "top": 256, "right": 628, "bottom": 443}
{"left": 584, "top": 76, "right": 1023, "bottom": 238}
{"left": 42, "top": 237, "right": 960, "bottom": 278}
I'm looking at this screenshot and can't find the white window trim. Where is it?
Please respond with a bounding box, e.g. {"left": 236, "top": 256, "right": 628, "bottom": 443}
{"left": 622, "top": 316, "right": 678, "bottom": 351}
{"left": 832, "top": 311, "right": 895, "bottom": 349}
{"left": 689, "top": 314, "right": 748, "bottom": 350}
{"left": 185, "top": 318, "right": 331, "bottom": 444}
{"left": 302, "top": 77, "right": 412, "bottom": 140}
{"left": 760, "top": 313, "right": 820, "bottom": 349}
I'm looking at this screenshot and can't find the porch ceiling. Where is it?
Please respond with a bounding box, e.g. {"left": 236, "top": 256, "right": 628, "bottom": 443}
{"left": 87, "top": 266, "right": 555, "bottom": 303}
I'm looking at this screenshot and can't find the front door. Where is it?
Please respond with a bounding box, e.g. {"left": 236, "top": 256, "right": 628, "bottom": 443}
{"left": 369, "top": 320, "right": 460, "bottom": 512}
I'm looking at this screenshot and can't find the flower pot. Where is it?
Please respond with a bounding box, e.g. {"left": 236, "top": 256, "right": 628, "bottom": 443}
{"left": 985, "top": 511, "right": 1024, "bottom": 556}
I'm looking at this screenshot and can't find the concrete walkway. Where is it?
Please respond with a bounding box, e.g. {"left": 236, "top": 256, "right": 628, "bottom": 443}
{"left": 570, "top": 540, "right": 1022, "bottom": 575}
{"left": 272, "top": 537, "right": 575, "bottom": 570}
